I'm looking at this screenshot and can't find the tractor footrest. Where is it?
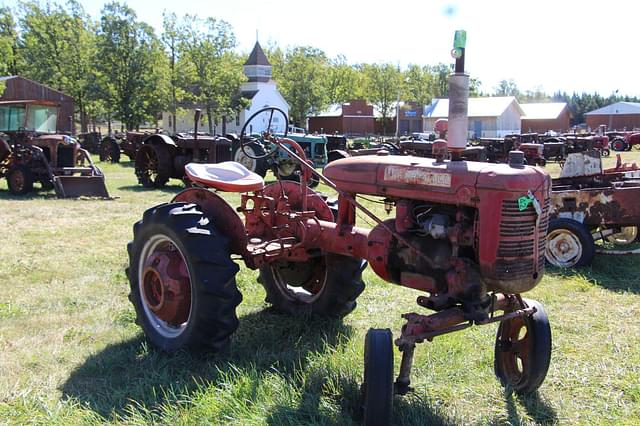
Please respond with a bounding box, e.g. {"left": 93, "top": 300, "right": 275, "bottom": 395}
{"left": 53, "top": 175, "right": 110, "bottom": 198}
{"left": 248, "top": 238, "right": 297, "bottom": 257}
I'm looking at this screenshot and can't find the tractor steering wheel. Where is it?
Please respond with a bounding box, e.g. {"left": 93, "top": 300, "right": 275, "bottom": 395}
{"left": 239, "top": 106, "right": 289, "bottom": 160}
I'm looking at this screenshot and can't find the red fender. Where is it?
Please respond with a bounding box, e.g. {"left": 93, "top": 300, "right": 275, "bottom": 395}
{"left": 172, "top": 188, "right": 248, "bottom": 257}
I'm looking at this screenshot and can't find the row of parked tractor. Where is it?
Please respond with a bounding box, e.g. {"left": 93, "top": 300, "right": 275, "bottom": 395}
{"left": 2, "top": 102, "right": 639, "bottom": 271}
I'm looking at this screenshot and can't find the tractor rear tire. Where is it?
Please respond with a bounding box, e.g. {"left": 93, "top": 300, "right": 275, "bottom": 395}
{"left": 232, "top": 142, "right": 269, "bottom": 177}
{"left": 362, "top": 328, "right": 394, "bottom": 426}
{"left": 136, "top": 144, "right": 173, "bottom": 188}
{"left": 258, "top": 254, "right": 366, "bottom": 317}
{"left": 545, "top": 218, "right": 595, "bottom": 268}
{"left": 494, "top": 299, "right": 552, "bottom": 395}
{"left": 126, "top": 202, "right": 242, "bottom": 352}
{"left": 7, "top": 165, "right": 34, "bottom": 195}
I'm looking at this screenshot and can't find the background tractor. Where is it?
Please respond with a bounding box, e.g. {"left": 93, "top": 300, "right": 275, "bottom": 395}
{"left": 0, "top": 100, "right": 108, "bottom": 197}
{"left": 125, "top": 32, "right": 552, "bottom": 424}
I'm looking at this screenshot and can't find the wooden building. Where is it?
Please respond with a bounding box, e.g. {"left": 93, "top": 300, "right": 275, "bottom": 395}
{"left": 308, "top": 100, "right": 375, "bottom": 136}
{"left": 0, "top": 75, "right": 74, "bottom": 133}
{"left": 520, "top": 102, "right": 571, "bottom": 133}
{"left": 423, "top": 97, "right": 523, "bottom": 138}
{"left": 585, "top": 102, "right": 640, "bottom": 131}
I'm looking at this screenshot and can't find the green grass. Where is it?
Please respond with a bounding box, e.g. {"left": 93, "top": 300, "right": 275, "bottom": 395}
{"left": 1, "top": 154, "right": 640, "bottom": 425}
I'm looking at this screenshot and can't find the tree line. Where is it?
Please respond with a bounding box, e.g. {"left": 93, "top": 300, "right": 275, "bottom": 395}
{"left": 0, "top": 1, "right": 635, "bottom": 133}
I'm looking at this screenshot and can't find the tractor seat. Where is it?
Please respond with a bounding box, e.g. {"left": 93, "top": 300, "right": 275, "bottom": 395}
{"left": 185, "top": 162, "right": 264, "bottom": 192}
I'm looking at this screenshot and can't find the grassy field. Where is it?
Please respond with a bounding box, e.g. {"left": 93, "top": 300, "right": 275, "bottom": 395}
{"left": 1, "top": 154, "right": 639, "bottom": 425}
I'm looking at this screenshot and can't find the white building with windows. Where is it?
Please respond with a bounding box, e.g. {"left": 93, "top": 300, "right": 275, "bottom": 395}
{"left": 423, "top": 97, "right": 523, "bottom": 138}
{"left": 162, "top": 41, "right": 289, "bottom": 135}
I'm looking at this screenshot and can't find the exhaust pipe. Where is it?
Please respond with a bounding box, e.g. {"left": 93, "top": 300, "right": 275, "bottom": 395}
{"left": 448, "top": 30, "right": 469, "bottom": 159}
{"left": 194, "top": 108, "right": 201, "bottom": 140}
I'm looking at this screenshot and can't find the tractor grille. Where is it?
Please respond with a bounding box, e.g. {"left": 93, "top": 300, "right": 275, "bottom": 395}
{"left": 57, "top": 146, "right": 74, "bottom": 167}
{"left": 495, "top": 197, "right": 549, "bottom": 280}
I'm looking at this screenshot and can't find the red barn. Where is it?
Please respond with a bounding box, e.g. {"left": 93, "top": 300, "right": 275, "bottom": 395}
{"left": 308, "top": 100, "right": 375, "bottom": 136}
{"left": 520, "top": 102, "right": 571, "bottom": 133}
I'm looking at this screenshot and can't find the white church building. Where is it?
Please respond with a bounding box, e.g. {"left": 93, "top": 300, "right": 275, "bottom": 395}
{"left": 162, "top": 41, "right": 289, "bottom": 135}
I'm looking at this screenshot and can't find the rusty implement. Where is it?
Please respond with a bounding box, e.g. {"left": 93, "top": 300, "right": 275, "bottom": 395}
{"left": 547, "top": 150, "right": 640, "bottom": 267}
{"left": 53, "top": 174, "right": 109, "bottom": 198}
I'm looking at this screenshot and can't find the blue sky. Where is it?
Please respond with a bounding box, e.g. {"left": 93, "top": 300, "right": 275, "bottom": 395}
{"left": 4, "top": 0, "right": 638, "bottom": 96}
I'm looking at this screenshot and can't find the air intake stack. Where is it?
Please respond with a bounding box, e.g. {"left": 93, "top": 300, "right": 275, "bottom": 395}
{"left": 447, "top": 30, "right": 469, "bottom": 159}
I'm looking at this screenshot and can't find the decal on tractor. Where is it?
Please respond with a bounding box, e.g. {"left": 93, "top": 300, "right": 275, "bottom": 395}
{"left": 384, "top": 165, "right": 452, "bottom": 188}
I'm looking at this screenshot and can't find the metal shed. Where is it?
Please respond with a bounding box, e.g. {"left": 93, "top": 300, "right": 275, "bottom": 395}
{"left": 423, "top": 96, "right": 523, "bottom": 139}
{"left": 585, "top": 102, "right": 640, "bottom": 131}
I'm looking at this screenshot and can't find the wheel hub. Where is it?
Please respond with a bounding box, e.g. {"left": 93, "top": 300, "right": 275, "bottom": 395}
{"left": 547, "top": 230, "right": 581, "bottom": 266}
{"left": 141, "top": 249, "right": 191, "bottom": 325}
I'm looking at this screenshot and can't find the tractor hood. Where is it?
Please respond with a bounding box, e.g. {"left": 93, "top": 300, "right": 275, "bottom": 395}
{"left": 323, "top": 155, "right": 550, "bottom": 207}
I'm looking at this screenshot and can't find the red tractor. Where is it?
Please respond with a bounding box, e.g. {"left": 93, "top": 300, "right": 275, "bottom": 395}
{"left": 125, "top": 33, "right": 552, "bottom": 423}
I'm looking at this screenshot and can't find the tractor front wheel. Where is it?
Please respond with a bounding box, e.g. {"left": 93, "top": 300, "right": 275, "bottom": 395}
{"left": 258, "top": 254, "right": 365, "bottom": 317}
{"left": 362, "top": 328, "right": 394, "bottom": 426}
{"left": 126, "top": 202, "right": 242, "bottom": 352}
{"left": 494, "top": 299, "right": 552, "bottom": 395}
{"left": 545, "top": 218, "right": 595, "bottom": 267}
{"left": 7, "top": 165, "right": 34, "bottom": 195}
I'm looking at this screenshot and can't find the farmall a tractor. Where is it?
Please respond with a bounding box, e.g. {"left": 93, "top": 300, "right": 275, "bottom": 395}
{"left": 126, "top": 32, "right": 552, "bottom": 423}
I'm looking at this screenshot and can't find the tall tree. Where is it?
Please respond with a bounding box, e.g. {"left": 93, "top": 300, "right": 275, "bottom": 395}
{"left": 362, "top": 63, "right": 402, "bottom": 135}
{"left": 428, "top": 63, "right": 451, "bottom": 99}
{"left": 494, "top": 79, "right": 520, "bottom": 97}
{"left": 161, "top": 11, "right": 188, "bottom": 134}
{"left": 0, "top": 7, "right": 20, "bottom": 76}
{"left": 323, "top": 54, "right": 362, "bottom": 105}
{"left": 272, "top": 46, "right": 329, "bottom": 127}
{"left": 18, "top": 1, "right": 99, "bottom": 132}
{"left": 179, "top": 15, "right": 246, "bottom": 134}
{"left": 404, "top": 64, "right": 432, "bottom": 106}
{"left": 96, "top": 2, "right": 168, "bottom": 130}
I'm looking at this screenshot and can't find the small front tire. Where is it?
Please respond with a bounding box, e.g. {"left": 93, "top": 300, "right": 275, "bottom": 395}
{"left": 362, "top": 328, "right": 394, "bottom": 426}
{"left": 494, "top": 299, "right": 552, "bottom": 395}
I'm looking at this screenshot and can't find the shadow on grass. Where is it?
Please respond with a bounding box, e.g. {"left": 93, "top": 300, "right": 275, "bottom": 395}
{"left": 117, "top": 184, "right": 185, "bottom": 194}
{"left": 503, "top": 390, "right": 558, "bottom": 425}
{"left": 60, "top": 308, "right": 354, "bottom": 421}
{"left": 0, "top": 187, "right": 58, "bottom": 200}
{"left": 546, "top": 252, "right": 640, "bottom": 294}
{"left": 265, "top": 369, "right": 456, "bottom": 426}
